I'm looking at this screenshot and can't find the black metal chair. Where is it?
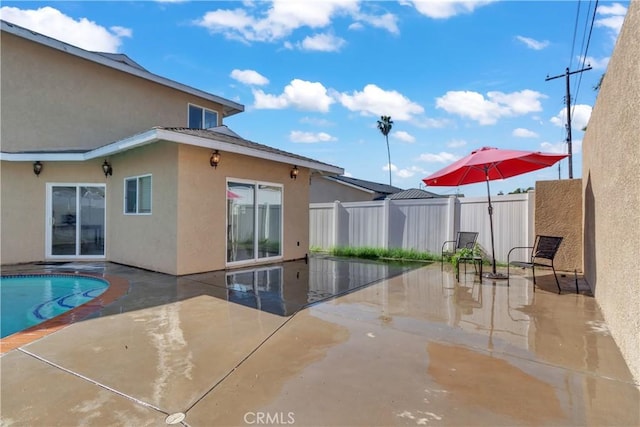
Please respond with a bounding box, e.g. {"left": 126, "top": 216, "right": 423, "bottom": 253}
{"left": 507, "top": 235, "right": 563, "bottom": 293}
{"left": 442, "top": 232, "right": 480, "bottom": 278}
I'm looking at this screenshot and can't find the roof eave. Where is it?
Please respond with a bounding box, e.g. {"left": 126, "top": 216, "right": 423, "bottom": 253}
{"left": 0, "top": 128, "right": 344, "bottom": 175}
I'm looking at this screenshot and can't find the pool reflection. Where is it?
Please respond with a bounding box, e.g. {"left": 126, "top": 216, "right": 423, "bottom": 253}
{"left": 223, "top": 256, "right": 423, "bottom": 316}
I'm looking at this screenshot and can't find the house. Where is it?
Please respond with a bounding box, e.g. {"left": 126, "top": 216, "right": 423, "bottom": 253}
{"left": 378, "top": 188, "right": 443, "bottom": 200}
{"left": 0, "top": 20, "right": 342, "bottom": 275}
{"left": 310, "top": 175, "right": 402, "bottom": 203}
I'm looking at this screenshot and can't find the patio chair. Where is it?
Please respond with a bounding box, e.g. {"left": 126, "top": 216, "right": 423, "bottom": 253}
{"left": 441, "top": 232, "right": 480, "bottom": 273}
{"left": 507, "top": 235, "right": 563, "bottom": 293}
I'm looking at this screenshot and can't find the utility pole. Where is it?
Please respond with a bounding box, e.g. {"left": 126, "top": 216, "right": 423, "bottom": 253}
{"left": 546, "top": 66, "right": 592, "bottom": 179}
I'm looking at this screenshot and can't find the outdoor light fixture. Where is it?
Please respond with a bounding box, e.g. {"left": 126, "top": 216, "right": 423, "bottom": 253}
{"left": 290, "top": 165, "right": 299, "bottom": 180}
{"left": 210, "top": 150, "right": 220, "bottom": 168}
{"left": 102, "top": 160, "right": 113, "bottom": 177}
{"left": 33, "top": 161, "right": 43, "bottom": 176}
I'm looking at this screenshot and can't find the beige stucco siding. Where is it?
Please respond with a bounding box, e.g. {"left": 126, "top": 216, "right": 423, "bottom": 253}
{"left": 107, "top": 142, "right": 179, "bottom": 274}
{"left": 310, "top": 177, "right": 373, "bottom": 203}
{"left": 582, "top": 0, "right": 640, "bottom": 382}
{"left": 1, "top": 32, "right": 224, "bottom": 152}
{"left": 534, "top": 179, "right": 582, "bottom": 272}
{"left": 0, "top": 160, "right": 109, "bottom": 264}
{"left": 175, "top": 146, "right": 310, "bottom": 275}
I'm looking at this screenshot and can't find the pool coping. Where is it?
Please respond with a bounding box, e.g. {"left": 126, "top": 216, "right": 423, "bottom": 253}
{"left": 0, "top": 272, "right": 129, "bottom": 355}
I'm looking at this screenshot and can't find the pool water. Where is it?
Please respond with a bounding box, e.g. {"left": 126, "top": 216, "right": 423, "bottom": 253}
{"left": 0, "top": 275, "right": 109, "bottom": 338}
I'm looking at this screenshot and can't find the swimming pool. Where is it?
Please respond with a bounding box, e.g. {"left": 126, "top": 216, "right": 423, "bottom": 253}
{"left": 0, "top": 274, "right": 109, "bottom": 338}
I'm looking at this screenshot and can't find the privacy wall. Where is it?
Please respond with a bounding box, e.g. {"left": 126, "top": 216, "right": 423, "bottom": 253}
{"left": 310, "top": 193, "right": 534, "bottom": 262}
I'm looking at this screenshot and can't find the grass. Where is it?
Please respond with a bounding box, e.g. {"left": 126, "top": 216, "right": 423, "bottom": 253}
{"left": 310, "top": 246, "right": 439, "bottom": 262}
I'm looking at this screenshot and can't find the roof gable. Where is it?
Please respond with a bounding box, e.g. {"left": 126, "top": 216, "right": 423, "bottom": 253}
{"left": 0, "top": 19, "right": 244, "bottom": 117}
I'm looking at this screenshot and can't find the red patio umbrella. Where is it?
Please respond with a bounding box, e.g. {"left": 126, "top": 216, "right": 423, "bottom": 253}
{"left": 422, "top": 146, "right": 568, "bottom": 279}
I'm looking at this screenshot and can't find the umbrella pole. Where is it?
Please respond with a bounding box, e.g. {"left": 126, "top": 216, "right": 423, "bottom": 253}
{"left": 483, "top": 171, "right": 508, "bottom": 280}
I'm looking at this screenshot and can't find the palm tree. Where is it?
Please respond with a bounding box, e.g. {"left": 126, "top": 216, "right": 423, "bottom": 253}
{"left": 377, "top": 115, "right": 393, "bottom": 187}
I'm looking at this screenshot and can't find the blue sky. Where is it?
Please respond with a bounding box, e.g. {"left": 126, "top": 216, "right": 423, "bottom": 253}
{"left": 0, "top": 1, "right": 628, "bottom": 196}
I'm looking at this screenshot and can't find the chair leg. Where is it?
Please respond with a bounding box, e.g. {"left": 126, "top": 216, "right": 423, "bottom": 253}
{"left": 552, "top": 265, "right": 561, "bottom": 294}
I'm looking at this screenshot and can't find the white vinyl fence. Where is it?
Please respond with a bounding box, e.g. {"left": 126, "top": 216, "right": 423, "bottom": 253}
{"left": 310, "top": 193, "right": 535, "bottom": 263}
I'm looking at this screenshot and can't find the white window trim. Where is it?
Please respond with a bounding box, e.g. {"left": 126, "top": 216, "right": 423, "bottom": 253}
{"left": 188, "top": 103, "right": 219, "bottom": 128}
{"left": 226, "top": 178, "right": 284, "bottom": 267}
{"left": 124, "top": 174, "right": 152, "bottom": 215}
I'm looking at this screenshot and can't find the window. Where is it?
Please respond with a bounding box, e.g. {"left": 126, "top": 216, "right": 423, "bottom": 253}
{"left": 188, "top": 104, "right": 218, "bottom": 129}
{"left": 124, "top": 175, "right": 152, "bottom": 214}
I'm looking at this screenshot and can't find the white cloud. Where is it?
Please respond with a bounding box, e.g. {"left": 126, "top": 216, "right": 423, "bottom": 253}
{"left": 354, "top": 11, "right": 399, "bottom": 34}
{"left": 596, "top": 3, "right": 627, "bottom": 35}
{"left": 383, "top": 163, "right": 398, "bottom": 172}
{"left": 290, "top": 130, "right": 337, "bottom": 143}
{"left": 252, "top": 79, "right": 334, "bottom": 112}
{"left": 0, "top": 6, "right": 131, "bottom": 52}
{"left": 392, "top": 131, "right": 416, "bottom": 143}
{"left": 550, "top": 105, "right": 592, "bottom": 131}
{"left": 436, "top": 89, "right": 545, "bottom": 125}
{"left": 194, "top": 0, "right": 359, "bottom": 43}
{"left": 578, "top": 55, "right": 610, "bottom": 70}
{"left": 396, "top": 165, "right": 428, "bottom": 179}
{"left": 516, "top": 35, "right": 549, "bottom": 50}
{"left": 418, "top": 152, "right": 461, "bottom": 163}
{"left": 343, "top": 171, "right": 354, "bottom": 177}
{"left": 407, "top": 0, "right": 496, "bottom": 19}
{"left": 447, "top": 139, "right": 467, "bottom": 148}
{"left": 230, "top": 69, "right": 269, "bottom": 86}
{"left": 513, "top": 128, "right": 539, "bottom": 138}
{"left": 300, "top": 33, "right": 346, "bottom": 52}
{"left": 338, "top": 84, "right": 424, "bottom": 121}
{"left": 412, "top": 117, "right": 450, "bottom": 129}
{"left": 541, "top": 140, "right": 581, "bottom": 155}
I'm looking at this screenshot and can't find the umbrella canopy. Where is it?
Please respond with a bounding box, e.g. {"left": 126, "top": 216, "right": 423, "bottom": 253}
{"left": 423, "top": 146, "right": 569, "bottom": 186}
{"left": 423, "top": 146, "right": 568, "bottom": 279}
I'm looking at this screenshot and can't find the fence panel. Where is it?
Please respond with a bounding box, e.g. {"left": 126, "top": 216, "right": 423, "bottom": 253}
{"left": 391, "top": 198, "right": 452, "bottom": 254}
{"left": 310, "top": 193, "right": 532, "bottom": 262}
{"left": 459, "top": 193, "right": 530, "bottom": 262}
{"left": 343, "top": 201, "right": 385, "bottom": 248}
{"left": 309, "top": 203, "right": 335, "bottom": 249}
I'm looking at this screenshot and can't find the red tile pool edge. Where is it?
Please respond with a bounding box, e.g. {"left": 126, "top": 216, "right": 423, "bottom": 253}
{"left": 0, "top": 272, "right": 129, "bottom": 354}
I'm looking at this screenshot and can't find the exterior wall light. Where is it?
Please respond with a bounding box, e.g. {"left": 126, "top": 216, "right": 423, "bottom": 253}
{"left": 290, "top": 165, "right": 299, "bottom": 180}
{"left": 102, "top": 160, "right": 113, "bottom": 177}
{"left": 210, "top": 150, "right": 221, "bottom": 168}
{"left": 33, "top": 161, "right": 43, "bottom": 176}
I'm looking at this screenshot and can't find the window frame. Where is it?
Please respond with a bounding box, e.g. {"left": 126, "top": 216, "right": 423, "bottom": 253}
{"left": 123, "top": 174, "right": 152, "bottom": 215}
{"left": 188, "top": 103, "right": 219, "bottom": 129}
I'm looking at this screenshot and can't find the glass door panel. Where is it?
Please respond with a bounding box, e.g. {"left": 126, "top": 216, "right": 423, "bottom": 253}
{"left": 51, "top": 186, "right": 77, "bottom": 255}
{"left": 257, "top": 185, "right": 282, "bottom": 258}
{"left": 79, "top": 186, "right": 105, "bottom": 255}
{"left": 227, "top": 182, "right": 255, "bottom": 262}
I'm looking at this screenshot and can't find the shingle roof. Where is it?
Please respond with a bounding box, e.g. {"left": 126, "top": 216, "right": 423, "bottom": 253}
{"left": 161, "top": 127, "right": 342, "bottom": 172}
{"left": 384, "top": 188, "right": 444, "bottom": 200}
{"left": 328, "top": 175, "right": 403, "bottom": 195}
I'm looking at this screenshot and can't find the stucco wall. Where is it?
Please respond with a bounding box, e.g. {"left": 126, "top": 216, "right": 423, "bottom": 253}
{"left": 0, "top": 32, "right": 225, "bottom": 152}
{"left": 174, "top": 144, "right": 311, "bottom": 275}
{"left": 107, "top": 142, "right": 179, "bottom": 275}
{"left": 582, "top": 0, "right": 640, "bottom": 383}
{"left": 534, "top": 179, "right": 582, "bottom": 272}
{"left": 310, "top": 176, "right": 373, "bottom": 203}
{"left": 0, "top": 160, "right": 108, "bottom": 264}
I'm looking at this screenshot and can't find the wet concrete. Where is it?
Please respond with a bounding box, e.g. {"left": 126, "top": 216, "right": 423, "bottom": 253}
{"left": 1, "top": 257, "right": 638, "bottom": 426}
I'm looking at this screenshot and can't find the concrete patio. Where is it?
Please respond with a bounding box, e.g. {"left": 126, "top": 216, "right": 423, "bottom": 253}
{"left": 1, "top": 257, "right": 638, "bottom": 426}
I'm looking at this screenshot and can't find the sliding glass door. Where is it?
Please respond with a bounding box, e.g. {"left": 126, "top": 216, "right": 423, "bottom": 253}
{"left": 227, "top": 181, "right": 282, "bottom": 264}
{"left": 47, "top": 184, "right": 106, "bottom": 258}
